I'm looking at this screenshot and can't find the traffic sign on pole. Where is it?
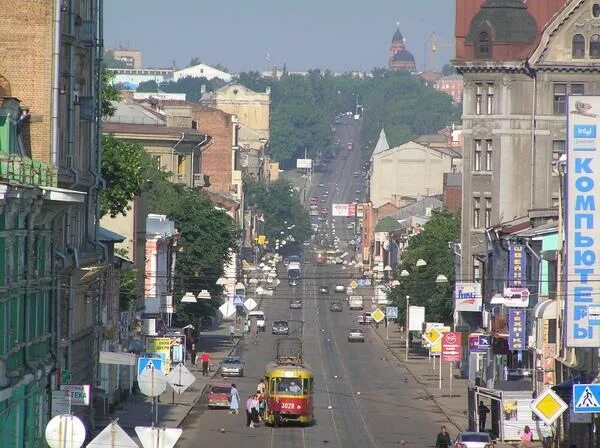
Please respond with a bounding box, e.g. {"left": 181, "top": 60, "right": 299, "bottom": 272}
{"left": 573, "top": 384, "right": 600, "bottom": 413}
{"left": 424, "top": 327, "right": 442, "bottom": 346}
{"left": 45, "top": 415, "right": 86, "bottom": 448}
{"left": 87, "top": 421, "right": 138, "bottom": 448}
{"left": 166, "top": 363, "right": 196, "bottom": 394}
{"left": 371, "top": 308, "right": 385, "bottom": 323}
{"left": 135, "top": 426, "right": 183, "bottom": 448}
{"left": 138, "top": 356, "right": 163, "bottom": 379}
{"left": 531, "top": 388, "right": 568, "bottom": 424}
{"left": 138, "top": 366, "right": 167, "bottom": 397}
{"left": 386, "top": 306, "right": 398, "bottom": 319}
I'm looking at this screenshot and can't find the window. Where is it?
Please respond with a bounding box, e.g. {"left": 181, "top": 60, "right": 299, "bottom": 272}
{"left": 152, "top": 155, "right": 162, "bottom": 169}
{"left": 473, "top": 197, "right": 481, "bottom": 229}
{"left": 572, "top": 34, "right": 585, "bottom": 58}
{"left": 474, "top": 140, "right": 482, "bottom": 171}
{"left": 591, "top": 35, "right": 600, "bottom": 58}
{"left": 485, "top": 198, "right": 492, "bottom": 228}
{"left": 486, "top": 83, "right": 494, "bottom": 114}
{"left": 594, "top": 3, "right": 600, "bottom": 17}
{"left": 571, "top": 83, "right": 585, "bottom": 95}
{"left": 477, "top": 31, "right": 490, "bottom": 57}
{"left": 177, "top": 155, "right": 185, "bottom": 175}
{"left": 475, "top": 83, "right": 482, "bottom": 115}
{"left": 552, "top": 140, "right": 566, "bottom": 163}
{"left": 485, "top": 139, "right": 493, "bottom": 171}
{"left": 553, "top": 83, "right": 567, "bottom": 115}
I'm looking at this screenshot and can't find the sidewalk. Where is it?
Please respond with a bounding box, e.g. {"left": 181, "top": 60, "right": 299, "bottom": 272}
{"left": 94, "top": 322, "right": 239, "bottom": 432}
{"left": 372, "top": 322, "right": 543, "bottom": 448}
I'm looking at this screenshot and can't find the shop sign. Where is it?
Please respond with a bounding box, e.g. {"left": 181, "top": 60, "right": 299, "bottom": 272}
{"left": 508, "top": 308, "right": 525, "bottom": 351}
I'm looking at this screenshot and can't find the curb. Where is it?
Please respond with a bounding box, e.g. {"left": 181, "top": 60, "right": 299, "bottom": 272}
{"left": 371, "top": 325, "right": 465, "bottom": 433}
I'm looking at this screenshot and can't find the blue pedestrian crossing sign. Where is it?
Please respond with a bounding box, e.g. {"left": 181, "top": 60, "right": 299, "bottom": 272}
{"left": 574, "top": 384, "right": 600, "bottom": 413}
{"left": 357, "top": 279, "right": 366, "bottom": 287}
{"left": 233, "top": 294, "right": 245, "bottom": 305}
{"left": 386, "top": 306, "right": 399, "bottom": 319}
{"left": 137, "top": 356, "right": 163, "bottom": 378}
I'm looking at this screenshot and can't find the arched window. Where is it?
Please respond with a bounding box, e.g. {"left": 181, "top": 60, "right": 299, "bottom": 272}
{"left": 477, "top": 32, "right": 491, "bottom": 58}
{"left": 591, "top": 34, "right": 600, "bottom": 58}
{"left": 593, "top": 3, "right": 600, "bottom": 17}
{"left": 573, "top": 34, "right": 585, "bottom": 58}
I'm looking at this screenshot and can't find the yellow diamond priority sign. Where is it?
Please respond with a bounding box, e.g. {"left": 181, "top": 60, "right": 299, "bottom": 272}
{"left": 349, "top": 280, "right": 358, "bottom": 289}
{"left": 371, "top": 308, "right": 385, "bottom": 323}
{"left": 424, "top": 327, "right": 442, "bottom": 345}
{"left": 531, "top": 388, "right": 568, "bottom": 425}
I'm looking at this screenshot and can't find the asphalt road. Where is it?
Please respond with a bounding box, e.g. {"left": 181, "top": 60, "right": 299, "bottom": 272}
{"left": 178, "top": 121, "right": 449, "bottom": 447}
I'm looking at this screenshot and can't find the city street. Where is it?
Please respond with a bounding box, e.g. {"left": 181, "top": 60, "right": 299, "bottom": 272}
{"left": 177, "top": 123, "right": 452, "bottom": 448}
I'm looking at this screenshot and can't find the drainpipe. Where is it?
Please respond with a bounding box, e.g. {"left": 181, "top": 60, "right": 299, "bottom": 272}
{"left": 51, "top": 0, "right": 62, "bottom": 166}
{"left": 67, "top": 7, "right": 79, "bottom": 185}
{"left": 525, "top": 62, "right": 537, "bottom": 209}
{"left": 171, "top": 133, "right": 185, "bottom": 181}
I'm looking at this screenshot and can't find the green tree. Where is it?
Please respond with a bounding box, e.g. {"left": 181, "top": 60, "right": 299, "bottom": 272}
{"left": 387, "top": 210, "right": 460, "bottom": 324}
{"left": 146, "top": 177, "right": 238, "bottom": 325}
{"left": 100, "top": 135, "right": 153, "bottom": 217}
{"left": 101, "top": 68, "right": 121, "bottom": 118}
{"left": 245, "top": 180, "right": 311, "bottom": 248}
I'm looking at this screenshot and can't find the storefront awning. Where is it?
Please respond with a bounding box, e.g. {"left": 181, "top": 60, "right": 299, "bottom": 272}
{"left": 533, "top": 299, "right": 557, "bottom": 320}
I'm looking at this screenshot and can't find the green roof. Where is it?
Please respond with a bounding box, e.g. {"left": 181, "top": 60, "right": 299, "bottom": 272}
{"left": 466, "top": 0, "right": 537, "bottom": 45}
{"left": 375, "top": 216, "right": 403, "bottom": 233}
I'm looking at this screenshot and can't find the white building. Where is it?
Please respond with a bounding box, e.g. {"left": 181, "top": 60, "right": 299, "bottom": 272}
{"left": 173, "top": 63, "right": 232, "bottom": 82}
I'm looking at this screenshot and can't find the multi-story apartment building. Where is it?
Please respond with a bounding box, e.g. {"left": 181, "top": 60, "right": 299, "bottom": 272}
{"left": 0, "top": 0, "right": 105, "bottom": 443}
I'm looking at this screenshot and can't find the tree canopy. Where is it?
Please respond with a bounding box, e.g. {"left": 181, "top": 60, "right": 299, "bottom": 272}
{"left": 245, "top": 180, "right": 311, "bottom": 249}
{"left": 387, "top": 210, "right": 460, "bottom": 324}
{"left": 235, "top": 69, "right": 460, "bottom": 166}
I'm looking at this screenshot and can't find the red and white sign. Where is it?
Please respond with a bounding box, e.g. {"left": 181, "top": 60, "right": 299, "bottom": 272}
{"left": 441, "top": 332, "right": 462, "bottom": 362}
{"left": 332, "top": 203, "right": 357, "bottom": 217}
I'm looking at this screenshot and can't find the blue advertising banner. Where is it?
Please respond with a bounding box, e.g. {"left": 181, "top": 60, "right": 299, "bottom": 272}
{"left": 508, "top": 308, "right": 525, "bottom": 351}
{"left": 508, "top": 243, "right": 526, "bottom": 288}
{"left": 566, "top": 96, "right": 600, "bottom": 347}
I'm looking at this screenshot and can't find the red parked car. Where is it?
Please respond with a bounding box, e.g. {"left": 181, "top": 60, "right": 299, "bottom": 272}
{"left": 207, "top": 382, "right": 232, "bottom": 409}
{"left": 347, "top": 142, "right": 353, "bottom": 151}
{"left": 320, "top": 207, "right": 328, "bottom": 215}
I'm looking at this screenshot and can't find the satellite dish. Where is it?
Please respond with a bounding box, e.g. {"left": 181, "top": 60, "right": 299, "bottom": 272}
{"left": 45, "top": 415, "right": 86, "bottom": 448}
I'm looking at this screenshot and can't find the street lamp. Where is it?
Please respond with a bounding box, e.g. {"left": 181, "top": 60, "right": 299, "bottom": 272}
{"left": 216, "top": 277, "right": 227, "bottom": 286}
{"left": 197, "top": 289, "right": 212, "bottom": 300}
{"left": 416, "top": 258, "right": 427, "bottom": 267}
{"left": 400, "top": 269, "right": 410, "bottom": 277}
{"left": 181, "top": 292, "right": 197, "bottom": 303}
{"left": 435, "top": 274, "right": 449, "bottom": 283}
{"left": 405, "top": 295, "right": 410, "bottom": 361}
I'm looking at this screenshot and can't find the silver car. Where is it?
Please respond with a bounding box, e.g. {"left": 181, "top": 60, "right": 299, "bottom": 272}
{"left": 347, "top": 328, "right": 365, "bottom": 342}
{"left": 453, "top": 431, "right": 494, "bottom": 448}
{"left": 220, "top": 355, "right": 244, "bottom": 377}
{"left": 290, "top": 299, "right": 302, "bottom": 309}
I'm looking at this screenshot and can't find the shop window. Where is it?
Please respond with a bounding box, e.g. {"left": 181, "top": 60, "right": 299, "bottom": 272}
{"left": 572, "top": 34, "right": 585, "bottom": 58}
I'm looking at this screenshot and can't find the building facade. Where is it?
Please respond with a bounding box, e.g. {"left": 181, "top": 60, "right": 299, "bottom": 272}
{"left": 388, "top": 26, "right": 417, "bottom": 72}
{"left": 0, "top": 0, "right": 105, "bottom": 443}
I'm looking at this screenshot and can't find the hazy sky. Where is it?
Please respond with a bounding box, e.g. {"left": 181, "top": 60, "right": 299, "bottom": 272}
{"left": 104, "top": 0, "right": 455, "bottom": 73}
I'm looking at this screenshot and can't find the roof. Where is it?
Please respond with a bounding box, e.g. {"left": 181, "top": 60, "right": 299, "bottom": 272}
{"left": 393, "top": 50, "right": 415, "bottom": 62}
{"left": 374, "top": 216, "right": 403, "bottom": 233}
{"left": 105, "top": 102, "right": 164, "bottom": 125}
{"left": 370, "top": 128, "right": 389, "bottom": 161}
{"left": 103, "top": 122, "right": 208, "bottom": 140}
{"left": 467, "top": 0, "right": 538, "bottom": 45}
{"left": 389, "top": 197, "right": 443, "bottom": 221}
{"left": 98, "top": 227, "right": 126, "bottom": 243}
{"left": 513, "top": 221, "right": 558, "bottom": 238}
{"left": 392, "top": 27, "right": 404, "bottom": 43}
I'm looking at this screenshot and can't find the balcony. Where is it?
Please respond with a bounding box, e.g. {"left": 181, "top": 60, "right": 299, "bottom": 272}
{"left": 0, "top": 154, "right": 57, "bottom": 188}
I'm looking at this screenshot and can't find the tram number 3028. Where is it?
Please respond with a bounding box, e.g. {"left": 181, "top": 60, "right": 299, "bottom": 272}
{"left": 281, "top": 402, "right": 297, "bottom": 410}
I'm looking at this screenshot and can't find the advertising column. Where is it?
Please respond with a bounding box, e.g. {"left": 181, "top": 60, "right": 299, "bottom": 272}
{"left": 566, "top": 96, "right": 600, "bottom": 347}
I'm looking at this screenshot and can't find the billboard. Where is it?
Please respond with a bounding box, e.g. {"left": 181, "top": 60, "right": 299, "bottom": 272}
{"left": 296, "top": 158, "right": 312, "bottom": 169}
{"left": 454, "top": 282, "right": 482, "bottom": 312}
{"left": 508, "top": 243, "right": 526, "bottom": 287}
{"left": 332, "top": 203, "right": 357, "bottom": 217}
{"left": 566, "top": 95, "right": 600, "bottom": 347}
{"left": 408, "top": 306, "right": 425, "bottom": 331}
{"left": 441, "top": 332, "right": 462, "bottom": 362}
{"left": 508, "top": 308, "right": 525, "bottom": 351}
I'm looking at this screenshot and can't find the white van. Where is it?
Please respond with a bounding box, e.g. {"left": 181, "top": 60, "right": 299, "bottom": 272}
{"left": 248, "top": 310, "right": 266, "bottom": 332}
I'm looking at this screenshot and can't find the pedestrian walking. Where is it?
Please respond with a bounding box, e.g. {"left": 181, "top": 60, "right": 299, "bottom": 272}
{"left": 229, "top": 384, "right": 240, "bottom": 415}
{"left": 478, "top": 400, "right": 490, "bottom": 431}
{"left": 271, "top": 396, "right": 282, "bottom": 427}
{"left": 200, "top": 352, "right": 210, "bottom": 376}
{"left": 519, "top": 425, "right": 533, "bottom": 447}
{"left": 243, "top": 321, "right": 250, "bottom": 337}
{"left": 257, "top": 378, "right": 266, "bottom": 395}
{"left": 229, "top": 324, "right": 236, "bottom": 342}
{"left": 190, "top": 344, "right": 197, "bottom": 367}
{"left": 246, "top": 395, "right": 254, "bottom": 427}
{"left": 541, "top": 423, "right": 553, "bottom": 448}
{"left": 251, "top": 394, "right": 260, "bottom": 425}
{"left": 435, "top": 425, "right": 452, "bottom": 448}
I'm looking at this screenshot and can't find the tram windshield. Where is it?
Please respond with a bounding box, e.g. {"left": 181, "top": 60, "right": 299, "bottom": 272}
{"left": 272, "top": 377, "right": 313, "bottom": 395}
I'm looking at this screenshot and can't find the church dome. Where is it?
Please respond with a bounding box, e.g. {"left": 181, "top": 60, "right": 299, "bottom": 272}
{"left": 466, "top": 0, "right": 537, "bottom": 44}
{"left": 393, "top": 50, "right": 415, "bottom": 63}
{"left": 392, "top": 27, "right": 404, "bottom": 43}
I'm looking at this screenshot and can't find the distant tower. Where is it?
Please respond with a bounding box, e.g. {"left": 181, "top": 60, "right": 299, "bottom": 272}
{"left": 388, "top": 23, "right": 416, "bottom": 72}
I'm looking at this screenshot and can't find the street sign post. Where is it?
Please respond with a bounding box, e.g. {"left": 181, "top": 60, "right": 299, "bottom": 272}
{"left": 233, "top": 294, "right": 245, "bottom": 306}
{"left": 45, "top": 415, "right": 86, "bottom": 448}
{"left": 138, "top": 366, "right": 168, "bottom": 426}
{"left": 87, "top": 421, "right": 138, "bottom": 448}
{"left": 137, "top": 356, "right": 163, "bottom": 379}
{"left": 371, "top": 308, "right": 385, "bottom": 323}
{"left": 166, "top": 363, "right": 196, "bottom": 395}
{"left": 135, "top": 427, "right": 183, "bottom": 448}
{"left": 531, "top": 388, "right": 568, "bottom": 424}
{"left": 424, "top": 327, "right": 442, "bottom": 346}
{"left": 442, "top": 332, "right": 462, "bottom": 396}
{"left": 573, "top": 384, "right": 600, "bottom": 413}
{"left": 385, "top": 306, "right": 398, "bottom": 319}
